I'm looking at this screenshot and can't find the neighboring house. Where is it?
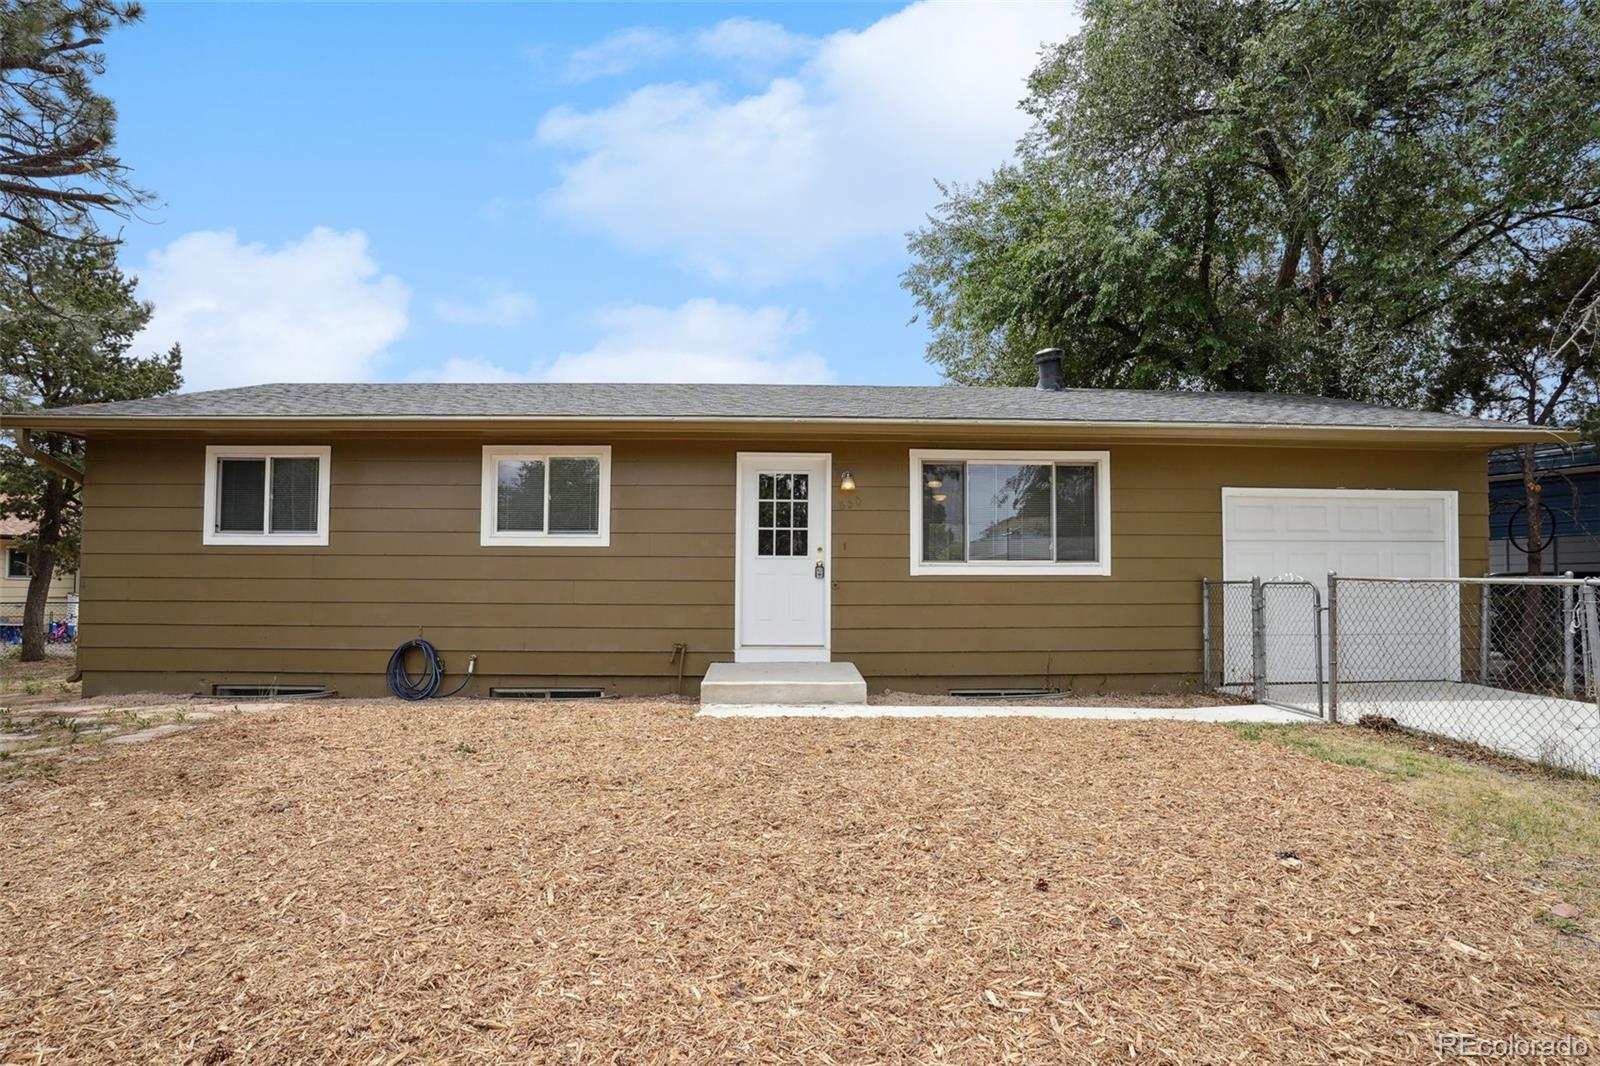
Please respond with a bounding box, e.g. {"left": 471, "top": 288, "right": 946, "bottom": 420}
{"left": 5, "top": 355, "right": 1551, "bottom": 697}
{"left": 1488, "top": 443, "right": 1600, "bottom": 575}
{"left": 0, "top": 511, "right": 78, "bottom": 624}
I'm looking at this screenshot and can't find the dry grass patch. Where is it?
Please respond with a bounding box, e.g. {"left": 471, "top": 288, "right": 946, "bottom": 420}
{"left": 1229, "top": 722, "right": 1600, "bottom": 941}
{"left": 1, "top": 700, "right": 1597, "bottom": 1063}
{"left": 0, "top": 644, "right": 79, "bottom": 704}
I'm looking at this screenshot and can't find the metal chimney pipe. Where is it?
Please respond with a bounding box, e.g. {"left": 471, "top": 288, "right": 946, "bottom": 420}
{"left": 1034, "top": 348, "right": 1065, "bottom": 391}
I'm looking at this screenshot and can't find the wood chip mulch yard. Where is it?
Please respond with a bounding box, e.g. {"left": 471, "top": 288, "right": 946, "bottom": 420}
{"left": 2, "top": 699, "right": 1597, "bottom": 1063}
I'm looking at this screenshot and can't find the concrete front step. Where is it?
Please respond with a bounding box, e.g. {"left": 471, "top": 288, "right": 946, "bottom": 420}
{"left": 701, "top": 661, "right": 868, "bottom": 706}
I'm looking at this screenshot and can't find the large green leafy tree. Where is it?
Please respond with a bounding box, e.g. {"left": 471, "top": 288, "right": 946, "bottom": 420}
{"left": 1, "top": 0, "right": 150, "bottom": 239}
{"left": 904, "top": 0, "right": 1600, "bottom": 402}
{"left": 0, "top": 224, "right": 179, "bottom": 660}
{"left": 1433, "top": 240, "right": 1600, "bottom": 577}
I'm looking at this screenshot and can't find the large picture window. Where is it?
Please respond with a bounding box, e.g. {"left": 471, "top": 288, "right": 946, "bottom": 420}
{"left": 480, "top": 446, "right": 611, "bottom": 546}
{"left": 908, "top": 450, "right": 1110, "bottom": 576}
{"left": 202, "top": 445, "right": 331, "bottom": 546}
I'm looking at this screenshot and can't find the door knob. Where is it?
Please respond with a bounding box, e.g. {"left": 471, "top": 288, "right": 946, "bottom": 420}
{"left": 814, "top": 561, "right": 826, "bottom": 579}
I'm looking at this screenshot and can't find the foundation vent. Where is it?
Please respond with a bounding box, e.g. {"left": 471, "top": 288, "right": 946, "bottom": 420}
{"left": 947, "top": 687, "right": 1058, "bottom": 699}
{"left": 489, "top": 687, "right": 605, "bottom": 701}
{"left": 214, "top": 684, "right": 332, "bottom": 698}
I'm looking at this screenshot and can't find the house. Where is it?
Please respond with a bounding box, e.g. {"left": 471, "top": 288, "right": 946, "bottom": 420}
{"left": 2, "top": 353, "right": 1554, "bottom": 697}
{"left": 0, "top": 511, "right": 79, "bottom": 642}
{"left": 1488, "top": 443, "right": 1600, "bottom": 575}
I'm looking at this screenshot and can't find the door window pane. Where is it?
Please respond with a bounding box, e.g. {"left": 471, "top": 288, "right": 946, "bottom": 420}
{"left": 757, "top": 470, "right": 811, "bottom": 556}
{"left": 217, "top": 458, "right": 267, "bottom": 533}
{"left": 921, "top": 462, "right": 965, "bottom": 562}
{"left": 269, "top": 458, "right": 320, "bottom": 533}
{"left": 1055, "top": 464, "right": 1097, "bottom": 561}
{"left": 549, "top": 457, "right": 601, "bottom": 534}
{"left": 968, "top": 463, "right": 1052, "bottom": 561}
{"left": 497, "top": 459, "right": 545, "bottom": 532}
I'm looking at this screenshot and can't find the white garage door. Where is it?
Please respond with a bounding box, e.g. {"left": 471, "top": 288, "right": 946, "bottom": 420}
{"left": 1222, "top": 489, "right": 1461, "bottom": 682}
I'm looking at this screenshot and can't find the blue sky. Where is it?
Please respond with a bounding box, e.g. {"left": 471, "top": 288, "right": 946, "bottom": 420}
{"left": 102, "top": 2, "right": 1080, "bottom": 393}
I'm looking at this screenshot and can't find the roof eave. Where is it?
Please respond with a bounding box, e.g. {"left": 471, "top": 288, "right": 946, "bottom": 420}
{"left": 1, "top": 412, "right": 1572, "bottom": 446}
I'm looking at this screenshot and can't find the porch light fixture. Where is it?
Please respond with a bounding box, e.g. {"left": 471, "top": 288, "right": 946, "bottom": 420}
{"left": 926, "top": 478, "right": 942, "bottom": 489}
{"left": 839, "top": 470, "right": 856, "bottom": 492}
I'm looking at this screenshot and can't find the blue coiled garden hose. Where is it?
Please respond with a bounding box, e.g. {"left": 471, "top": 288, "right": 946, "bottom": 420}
{"left": 386, "top": 638, "right": 476, "bottom": 700}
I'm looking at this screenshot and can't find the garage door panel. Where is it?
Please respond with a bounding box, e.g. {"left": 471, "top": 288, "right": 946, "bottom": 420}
{"left": 1284, "top": 548, "right": 1332, "bottom": 578}
{"left": 1223, "top": 489, "right": 1459, "bottom": 684}
{"left": 1230, "top": 503, "right": 1279, "bottom": 533}
{"left": 1231, "top": 548, "right": 1283, "bottom": 575}
{"left": 1285, "top": 503, "right": 1333, "bottom": 533}
{"left": 1392, "top": 547, "right": 1442, "bottom": 579}
{"left": 1337, "top": 504, "right": 1383, "bottom": 534}
{"left": 1337, "top": 547, "right": 1384, "bottom": 576}
{"left": 1391, "top": 501, "right": 1442, "bottom": 534}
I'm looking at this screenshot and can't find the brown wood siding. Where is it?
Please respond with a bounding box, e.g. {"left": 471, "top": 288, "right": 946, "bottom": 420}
{"left": 76, "top": 435, "right": 1490, "bottom": 697}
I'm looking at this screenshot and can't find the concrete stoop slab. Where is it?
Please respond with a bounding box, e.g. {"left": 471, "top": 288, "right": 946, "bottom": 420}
{"left": 701, "top": 661, "right": 868, "bottom": 706}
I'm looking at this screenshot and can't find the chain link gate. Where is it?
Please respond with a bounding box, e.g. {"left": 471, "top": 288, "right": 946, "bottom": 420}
{"left": 1202, "top": 578, "right": 1324, "bottom": 718}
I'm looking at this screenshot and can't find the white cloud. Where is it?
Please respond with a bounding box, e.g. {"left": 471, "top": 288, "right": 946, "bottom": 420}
{"left": 561, "top": 18, "right": 814, "bottom": 84}
{"left": 409, "top": 298, "right": 831, "bottom": 384}
{"left": 133, "top": 228, "right": 410, "bottom": 392}
{"left": 433, "top": 287, "right": 537, "bottom": 327}
{"left": 408, "top": 356, "right": 529, "bottom": 384}
{"left": 564, "top": 27, "right": 678, "bottom": 82}
{"left": 537, "top": 1, "right": 1080, "bottom": 282}
{"left": 693, "top": 18, "right": 812, "bottom": 68}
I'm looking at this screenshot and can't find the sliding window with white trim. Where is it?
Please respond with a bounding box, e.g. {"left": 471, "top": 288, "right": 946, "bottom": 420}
{"left": 202, "top": 445, "right": 332, "bottom": 546}
{"left": 480, "top": 445, "right": 612, "bottom": 547}
{"left": 908, "top": 449, "right": 1111, "bottom": 576}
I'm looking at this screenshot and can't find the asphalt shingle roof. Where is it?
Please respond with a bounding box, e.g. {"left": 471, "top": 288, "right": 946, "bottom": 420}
{"left": 14, "top": 381, "right": 1530, "bottom": 431}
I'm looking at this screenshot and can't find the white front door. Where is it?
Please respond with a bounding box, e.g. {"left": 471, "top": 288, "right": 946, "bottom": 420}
{"left": 736, "top": 453, "right": 830, "bottom": 662}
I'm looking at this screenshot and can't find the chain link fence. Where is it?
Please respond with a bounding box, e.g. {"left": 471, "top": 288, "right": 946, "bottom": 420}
{"left": 0, "top": 600, "right": 77, "bottom": 644}
{"left": 1329, "top": 576, "right": 1600, "bottom": 776}
{"left": 1202, "top": 575, "right": 1600, "bottom": 776}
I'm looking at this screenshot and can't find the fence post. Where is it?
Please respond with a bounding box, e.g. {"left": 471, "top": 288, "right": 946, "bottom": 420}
{"left": 1580, "top": 582, "right": 1593, "bottom": 704}
{"left": 1250, "top": 576, "right": 1266, "bottom": 705}
{"left": 1327, "top": 573, "right": 1339, "bottom": 725}
{"left": 1201, "top": 578, "right": 1212, "bottom": 691}
{"left": 1563, "top": 573, "right": 1576, "bottom": 698}
{"left": 1478, "top": 575, "right": 1493, "bottom": 684}
{"left": 1310, "top": 583, "right": 1325, "bottom": 720}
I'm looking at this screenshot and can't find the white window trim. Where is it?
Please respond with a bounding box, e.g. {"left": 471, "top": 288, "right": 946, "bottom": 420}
{"left": 5, "top": 547, "right": 29, "bottom": 578}
{"left": 480, "top": 445, "right": 612, "bottom": 547}
{"left": 908, "top": 448, "right": 1112, "bottom": 577}
{"left": 202, "top": 445, "right": 331, "bottom": 547}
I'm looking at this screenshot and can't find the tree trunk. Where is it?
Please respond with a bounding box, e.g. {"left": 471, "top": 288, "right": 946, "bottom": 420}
{"left": 1517, "top": 444, "right": 1544, "bottom": 679}
{"left": 18, "top": 539, "right": 56, "bottom": 661}
{"left": 18, "top": 475, "right": 65, "bottom": 662}
{"left": 1522, "top": 444, "right": 1545, "bottom": 577}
